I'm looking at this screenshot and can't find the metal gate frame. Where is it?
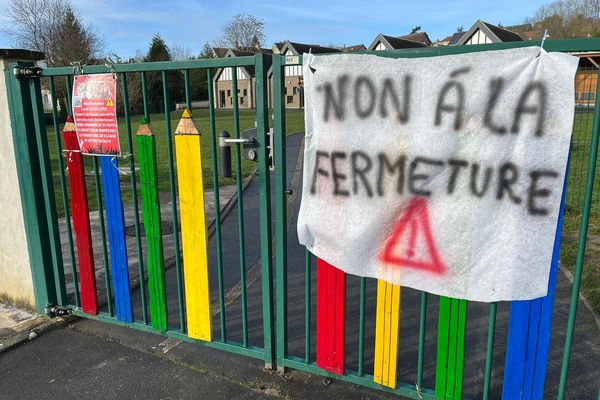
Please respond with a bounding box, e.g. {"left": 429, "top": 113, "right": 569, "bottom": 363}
{"left": 271, "top": 38, "right": 600, "bottom": 399}
{"left": 5, "top": 54, "right": 276, "bottom": 366}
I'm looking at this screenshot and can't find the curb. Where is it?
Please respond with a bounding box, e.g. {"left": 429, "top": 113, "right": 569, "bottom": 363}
{"left": 0, "top": 316, "right": 70, "bottom": 355}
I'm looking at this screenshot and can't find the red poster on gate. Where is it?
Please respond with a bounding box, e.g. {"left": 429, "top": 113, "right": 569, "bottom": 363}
{"left": 72, "top": 73, "right": 120, "bottom": 155}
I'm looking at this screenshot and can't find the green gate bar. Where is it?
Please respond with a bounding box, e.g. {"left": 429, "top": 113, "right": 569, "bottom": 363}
{"left": 231, "top": 67, "right": 249, "bottom": 347}
{"left": 162, "top": 71, "right": 186, "bottom": 333}
{"left": 255, "top": 53, "right": 276, "bottom": 368}
{"left": 48, "top": 77, "right": 79, "bottom": 307}
{"left": 206, "top": 68, "right": 227, "bottom": 341}
{"left": 273, "top": 53, "right": 288, "bottom": 371}
{"left": 121, "top": 72, "right": 149, "bottom": 325}
{"left": 557, "top": 67, "right": 600, "bottom": 400}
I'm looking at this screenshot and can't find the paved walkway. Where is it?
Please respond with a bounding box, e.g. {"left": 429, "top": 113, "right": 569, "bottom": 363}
{"left": 58, "top": 180, "right": 240, "bottom": 305}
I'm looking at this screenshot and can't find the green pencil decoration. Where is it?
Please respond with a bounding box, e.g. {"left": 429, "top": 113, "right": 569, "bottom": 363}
{"left": 435, "top": 296, "right": 468, "bottom": 399}
{"left": 137, "top": 118, "right": 168, "bottom": 331}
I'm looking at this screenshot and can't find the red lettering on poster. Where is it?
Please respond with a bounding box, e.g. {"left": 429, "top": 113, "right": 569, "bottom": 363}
{"left": 72, "top": 73, "right": 120, "bottom": 155}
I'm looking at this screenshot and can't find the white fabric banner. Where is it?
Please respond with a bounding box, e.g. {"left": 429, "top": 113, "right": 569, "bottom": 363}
{"left": 297, "top": 47, "right": 579, "bottom": 302}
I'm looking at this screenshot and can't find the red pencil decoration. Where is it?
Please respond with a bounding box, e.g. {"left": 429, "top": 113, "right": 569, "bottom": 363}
{"left": 316, "top": 258, "right": 346, "bottom": 375}
{"left": 64, "top": 116, "right": 98, "bottom": 314}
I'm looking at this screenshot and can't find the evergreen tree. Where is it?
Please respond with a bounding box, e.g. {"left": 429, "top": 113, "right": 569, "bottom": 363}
{"left": 144, "top": 34, "right": 183, "bottom": 113}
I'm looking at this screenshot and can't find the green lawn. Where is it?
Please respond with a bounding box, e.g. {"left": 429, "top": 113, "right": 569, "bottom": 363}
{"left": 561, "top": 109, "right": 600, "bottom": 315}
{"left": 47, "top": 108, "right": 305, "bottom": 217}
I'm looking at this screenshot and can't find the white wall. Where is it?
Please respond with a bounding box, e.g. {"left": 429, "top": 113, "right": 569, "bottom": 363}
{"left": 0, "top": 56, "right": 35, "bottom": 309}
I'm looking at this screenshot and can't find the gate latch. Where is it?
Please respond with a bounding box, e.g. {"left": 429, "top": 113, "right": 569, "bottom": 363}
{"left": 13, "top": 66, "right": 43, "bottom": 79}
{"left": 45, "top": 305, "right": 73, "bottom": 318}
{"left": 226, "top": 127, "right": 275, "bottom": 170}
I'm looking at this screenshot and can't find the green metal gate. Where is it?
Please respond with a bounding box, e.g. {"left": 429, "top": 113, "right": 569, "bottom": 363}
{"left": 5, "top": 54, "right": 277, "bottom": 365}
{"left": 4, "top": 37, "right": 600, "bottom": 399}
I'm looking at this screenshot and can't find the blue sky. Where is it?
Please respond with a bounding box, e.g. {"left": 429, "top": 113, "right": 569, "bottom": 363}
{"left": 0, "top": 0, "right": 550, "bottom": 58}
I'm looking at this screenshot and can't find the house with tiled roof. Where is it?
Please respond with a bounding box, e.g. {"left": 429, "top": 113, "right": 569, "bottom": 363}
{"left": 505, "top": 23, "right": 544, "bottom": 41}
{"left": 367, "top": 32, "right": 431, "bottom": 51}
{"left": 267, "top": 40, "right": 342, "bottom": 108}
{"left": 432, "top": 31, "right": 466, "bottom": 47}
{"left": 343, "top": 44, "right": 366, "bottom": 52}
{"left": 456, "top": 20, "right": 524, "bottom": 45}
{"left": 213, "top": 48, "right": 272, "bottom": 109}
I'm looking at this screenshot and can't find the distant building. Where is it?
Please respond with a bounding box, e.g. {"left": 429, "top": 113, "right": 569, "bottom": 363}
{"left": 368, "top": 32, "right": 431, "bottom": 51}
{"left": 267, "top": 40, "right": 341, "bottom": 109}
{"left": 505, "top": 23, "right": 543, "bottom": 41}
{"left": 41, "top": 89, "right": 60, "bottom": 114}
{"left": 343, "top": 44, "right": 366, "bottom": 52}
{"left": 456, "top": 20, "right": 523, "bottom": 45}
{"left": 575, "top": 54, "right": 599, "bottom": 109}
{"left": 432, "top": 31, "right": 466, "bottom": 47}
{"left": 212, "top": 48, "right": 273, "bottom": 109}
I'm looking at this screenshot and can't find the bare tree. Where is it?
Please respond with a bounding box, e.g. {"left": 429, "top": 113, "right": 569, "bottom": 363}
{"left": 214, "top": 14, "right": 265, "bottom": 51}
{"left": 170, "top": 43, "right": 193, "bottom": 61}
{"left": 4, "top": 0, "right": 104, "bottom": 66}
{"left": 530, "top": 0, "right": 600, "bottom": 38}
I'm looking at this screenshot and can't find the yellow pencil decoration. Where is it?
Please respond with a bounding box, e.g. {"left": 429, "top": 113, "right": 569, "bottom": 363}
{"left": 175, "top": 109, "right": 212, "bottom": 341}
{"left": 373, "top": 279, "right": 401, "bottom": 388}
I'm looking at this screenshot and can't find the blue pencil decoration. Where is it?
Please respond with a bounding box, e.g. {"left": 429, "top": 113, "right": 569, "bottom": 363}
{"left": 100, "top": 155, "right": 134, "bottom": 322}
{"left": 502, "top": 158, "right": 569, "bottom": 400}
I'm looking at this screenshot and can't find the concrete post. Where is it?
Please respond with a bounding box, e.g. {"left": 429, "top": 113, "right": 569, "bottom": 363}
{"left": 0, "top": 49, "right": 45, "bottom": 310}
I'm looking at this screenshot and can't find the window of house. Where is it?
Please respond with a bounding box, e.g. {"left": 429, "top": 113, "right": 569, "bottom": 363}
{"left": 243, "top": 89, "right": 248, "bottom": 96}
{"left": 287, "top": 95, "right": 294, "bottom": 104}
{"left": 581, "top": 91, "right": 596, "bottom": 100}
{"left": 293, "top": 86, "right": 300, "bottom": 95}
{"left": 227, "top": 90, "right": 231, "bottom": 97}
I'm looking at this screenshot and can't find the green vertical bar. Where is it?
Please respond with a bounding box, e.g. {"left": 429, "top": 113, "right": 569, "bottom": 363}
{"left": 5, "top": 63, "right": 59, "bottom": 313}
{"left": 121, "top": 73, "right": 148, "bottom": 325}
{"left": 232, "top": 67, "right": 249, "bottom": 347}
{"left": 435, "top": 296, "right": 451, "bottom": 398}
{"left": 27, "top": 76, "right": 67, "bottom": 306}
{"left": 273, "top": 54, "right": 288, "bottom": 370}
{"left": 358, "top": 276, "right": 366, "bottom": 376}
{"left": 162, "top": 71, "right": 185, "bottom": 333}
{"left": 453, "top": 299, "right": 467, "bottom": 399}
{"left": 137, "top": 126, "right": 168, "bottom": 331}
{"left": 207, "top": 68, "right": 227, "bottom": 341}
{"left": 65, "top": 76, "right": 73, "bottom": 110}
{"left": 93, "top": 157, "right": 113, "bottom": 316}
{"left": 417, "top": 292, "right": 428, "bottom": 389}
{"left": 255, "top": 53, "right": 276, "bottom": 368}
{"left": 305, "top": 249, "right": 311, "bottom": 364}
{"left": 141, "top": 72, "right": 150, "bottom": 121}
{"left": 184, "top": 70, "right": 192, "bottom": 111}
{"left": 482, "top": 302, "right": 497, "bottom": 400}
{"left": 557, "top": 70, "right": 600, "bottom": 400}
{"left": 49, "top": 77, "right": 79, "bottom": 307}
{"left": 446, "top": 299, "right": 460, "bottom": 395}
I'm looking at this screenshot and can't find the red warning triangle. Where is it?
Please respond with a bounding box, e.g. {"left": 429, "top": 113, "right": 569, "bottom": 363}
{"left": 380, "top": 197, "right": 447, "bottom": 275}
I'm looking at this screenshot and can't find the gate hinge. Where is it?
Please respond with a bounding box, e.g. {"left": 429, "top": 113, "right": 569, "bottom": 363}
{"left": 45, "top": 304, "right": 73, "bottom": 318}
{"left": 13, "top": 66, "right": 43, "bottom": 79}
